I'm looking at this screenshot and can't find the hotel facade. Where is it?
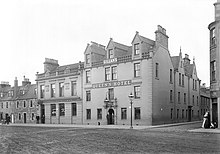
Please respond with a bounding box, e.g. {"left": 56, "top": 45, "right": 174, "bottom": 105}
{"left": 35, "top": 25, "right": 204, "bottom": 126}
{"left": 208, "top": 0, "right": 220, "bottom": 128}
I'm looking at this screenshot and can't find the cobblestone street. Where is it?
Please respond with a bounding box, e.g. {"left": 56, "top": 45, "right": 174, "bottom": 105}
{"left": 0, "top": 123, "right": 220, "bottom": 154}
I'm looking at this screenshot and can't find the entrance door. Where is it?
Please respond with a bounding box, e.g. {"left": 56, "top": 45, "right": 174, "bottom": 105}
{"left": 41, "top": 104, "right": 45, "bottom": 124}
{"left": 24, "top": 113, "right": 26, "bottom": 123}
{"left": 188, "top": 106, "right": 192, "bottom": 122}
{"left": 107, "top": 109, "right": 114, "bottom": 125}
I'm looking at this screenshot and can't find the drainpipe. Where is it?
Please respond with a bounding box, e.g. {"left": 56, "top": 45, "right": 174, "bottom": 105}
{"left": 173, "top": 70, "right": 177, "bottom": 123}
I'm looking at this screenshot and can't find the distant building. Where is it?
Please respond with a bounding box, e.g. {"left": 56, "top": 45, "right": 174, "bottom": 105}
{"left": 35, "top": 58, "right": 83, "bottom": 124}
{"left": 200, "top": 84, "right": 210, "bottom": 118}
{"left": 208, "top": 0, "right": 220, "bottom": 128}
{"left": 0, "top": 77, "right": 38, "bottom": 124}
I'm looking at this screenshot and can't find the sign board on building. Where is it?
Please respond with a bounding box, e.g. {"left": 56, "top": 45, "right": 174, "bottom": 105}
{"left": 92, "top": 80, "right": 131, "bottom": 89}
{"left": 103, "top": 58, "right": 117, "bottom": 64}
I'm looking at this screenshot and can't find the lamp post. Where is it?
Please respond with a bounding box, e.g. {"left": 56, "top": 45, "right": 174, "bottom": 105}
{"left": 128, "top": 92, "right": 134, "bottom": 129}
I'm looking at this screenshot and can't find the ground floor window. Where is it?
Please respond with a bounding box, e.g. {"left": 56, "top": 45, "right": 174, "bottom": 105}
{"left": 97, "top": 108, "right": 102, "bottom": 120}
{"left": 32, "top": 113, "right": 34, "bottom": 120}
{"left": 121, "top": 108, "right": 127, "bottom": 120}
{"left": 51, "top": 104, "right": 56, "bottom": 116}
{"left": 134, "top": 107, "right": 141, "bottom": 120}
{"left": 18, "top": 113, "right": 21, "bottom": 120}
{"left": 72, "top": 103, "right": 77, "bottom": 116}
{"left": 87, "top": 109, "right": 91, "bottom": 120}
{"left": 59, "top": 103, "right": 65, "bottom": 116}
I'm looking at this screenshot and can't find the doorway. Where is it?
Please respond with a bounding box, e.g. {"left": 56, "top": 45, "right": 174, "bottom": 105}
{"left": 188, "top": 106, "right": 192, "bottom": 122}
{"left": 41, "top": 104, "right": 45, "bottom": 124}
{"left": 107, "top": 109, "right": 114, "bottom": 125}
{"left": 23, "top": 113, "right": 26, "bottom": 123}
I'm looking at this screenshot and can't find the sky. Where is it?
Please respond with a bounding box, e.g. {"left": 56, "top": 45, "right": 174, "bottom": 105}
{"left": 0, "top": 0, "right": 216, "bottom": 86}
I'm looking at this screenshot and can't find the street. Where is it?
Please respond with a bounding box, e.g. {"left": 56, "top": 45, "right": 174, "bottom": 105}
{"left": 0, "top": 123, "right": 219, "bottom": 154}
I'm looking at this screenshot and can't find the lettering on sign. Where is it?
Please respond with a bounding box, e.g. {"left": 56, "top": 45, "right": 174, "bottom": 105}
{"left": 92, "top": 80, "right": 131, "bottom": 89}
{"left": 103, "top": 58, "right": 117, "bottom": 64}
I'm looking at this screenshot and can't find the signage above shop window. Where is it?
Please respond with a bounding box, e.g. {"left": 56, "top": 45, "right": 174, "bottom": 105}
{"left": 92, "top": 80, "right": 131, "bottom": 89}
{"left": 103, "top": 58, "right": 117, "bottom": 64}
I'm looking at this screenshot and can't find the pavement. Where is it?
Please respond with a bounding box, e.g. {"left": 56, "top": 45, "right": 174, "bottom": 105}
{"left": 1, "top": 121, "right": 219, "bottom": 133}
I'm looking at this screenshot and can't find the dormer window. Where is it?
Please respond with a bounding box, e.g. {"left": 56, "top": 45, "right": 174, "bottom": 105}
{"left": 134, "top": 43, "right": 140, "bottom": 55}
{"left": 86, "top": 54, "right": 90, "bottom": 64}
{"left": 8, "top": 91, "right": 14, "bottom": 97}
{"left": 108, "top": 49, "right": 114, "bottom": 59}
{"left": 20, "top": 90, "right": 25, "bottom": 95}
{"left": 0, "top": 92, "right": 3, "bottom": 98}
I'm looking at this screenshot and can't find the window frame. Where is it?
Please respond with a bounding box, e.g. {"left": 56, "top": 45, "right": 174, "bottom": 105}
{"left": 134, "top": 63, "right": 141, "bottom": 78}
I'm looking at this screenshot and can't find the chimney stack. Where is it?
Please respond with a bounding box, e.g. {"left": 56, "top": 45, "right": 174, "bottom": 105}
{"left": 155, "top": 25, "right": 169, "bottom": 49}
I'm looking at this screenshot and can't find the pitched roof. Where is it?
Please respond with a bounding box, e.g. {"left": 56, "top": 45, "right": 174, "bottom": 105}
{"left": 17, "top": 84, "right": 37, "bottom": 100}
{"left": 113, "top": 41, "right": 131, "bottom": 52}
{"left": 90, "top": 43, "right": 106, "bottom": 55}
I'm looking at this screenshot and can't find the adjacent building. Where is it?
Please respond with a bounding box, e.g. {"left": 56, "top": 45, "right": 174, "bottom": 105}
{"left": 208, "top": 0, "right": 220, "bottom": 128}
{"left": 35, "top": 58, "right": 83, "bottom": 124}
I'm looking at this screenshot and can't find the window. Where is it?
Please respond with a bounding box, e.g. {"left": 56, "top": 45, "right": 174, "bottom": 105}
{"left": 211, "top": 28, "right": 216, "bottom": 45}
{"left": 197, "top": 96, "right": 199, "bottom": 106}
{"left": 134, "top": 63, "right": 141, "bottom": 77}
{"left": 134, "top": 86, "right": 141, "bottom": 98}
{"left": 109, "top": 49, "right": 114, "bottom": 59}
{"left": 72, "top": 103, "right": 77, "bottom": 116}
{"left": 86, "top": 70, "right": 91, "bottom": 83}
{"left": 134, "top": 107, "right": 141, "bottom": 120}
{"left": 178, "top": 92, "right": 180, "bottom": 103}
{"left": 51, "top": 104, "right": 56, "bottom": 116}
{"left": 121, "top": 108, "right": 127, "bottom": 120}
{"left": 108, "top": 88, "right": 114, "bottom": 100}
{"left": 182, "top": 74, "right": 184, "bottom": 86}
{"left": 171, "top": 108, "right": 173, "bottom": 119}
{"left": 86, "top": 91, "right": 91, "bottom": 101}
{"left": 184, "top": 93, "right": 186, "bottom": 104}
{"left": 59, "top": 82, "right": 64, "bottom": 97}
{"left": 155, "top": 63, "right": 159, "bottom": 78}
{"left": 97, "top": 108, "right": 102, "bottom": 120}
{"left": 86, "top": 109, "right": 91, "bottom": 120}
{"left": 195, "top": 80, "right": 197, "bottom": 90}
{"left": 179, "top": 73, "right": 181, "bottom": 86}
{"left": 71, "top": 81, "right": 77, "bottom": 96}
{"left": 134, "top": 43, "right": 140, "bottom": 55}
{"left": 30, "top": 100, "right": 33, "bottom": 108}
{"left": 1, "top": 103, "right": 3, "bottom": 108}
{"left": 105, "top": 67, "right": 110, "bottom": 81}
{"left": 0, "top": 92, "right": 3, "bottom": 98}
{"left": 16, "top": 101, "right": 19, "bottom": 108}
{"left": 59, "top": 103, "right": 65, "bottom": 116}
{"left": 170, "top": 69, "right": 173, "bottom": 83}
{"left": 170, "top": 90, "right": 173, "bottom": 102}
{"left": 18, "top": 113, "right": 21, "bottom": 120}
{"left": 192, "top": 110, "right": 194, "bottom": 117}
{"left": 31, "top": 113, "right": 34, "bottom": 120}
{"left": 186, "top": 109, "right": 188, "bottom": 119}
{"left": 193, "top": 95, "right": 195, "bottom": 105}
{"left": 40, "top": 85, "right": 45, "bottom": 98}
{"left": 8, "top": 90, "right": 14, "bottom": 97}
{"left": 23, "top": 101, "right": 26, "bottom": 108}
{"left": 6, "top": 102, "right": 8, "bottom": 108}
{"left": 51, "top": 83, "right": 55, "bottom": 98}
{"left": 86, "top": 54, "right": 90, "bottom": 64}
{"left": 112, "top": 66, "right": 117, "bottom": 80}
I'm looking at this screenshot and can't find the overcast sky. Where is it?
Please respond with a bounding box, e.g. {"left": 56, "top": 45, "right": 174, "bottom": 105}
{"left": 0, "top": 0, "right": 216, "bottom": 86}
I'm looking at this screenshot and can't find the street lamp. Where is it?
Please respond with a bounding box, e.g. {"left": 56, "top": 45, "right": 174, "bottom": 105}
{"left": 128, "top": 92, "right": 134, "bottom": 129}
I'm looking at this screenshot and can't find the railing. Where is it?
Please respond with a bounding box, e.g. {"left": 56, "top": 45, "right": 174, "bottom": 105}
{"left": 37, "top": 69, "right": 79, "bottom": 79}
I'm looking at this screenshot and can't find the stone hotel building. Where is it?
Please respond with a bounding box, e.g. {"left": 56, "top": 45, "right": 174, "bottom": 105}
{"left": 36, "top": 25, "right": 203, "bottom": 126}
